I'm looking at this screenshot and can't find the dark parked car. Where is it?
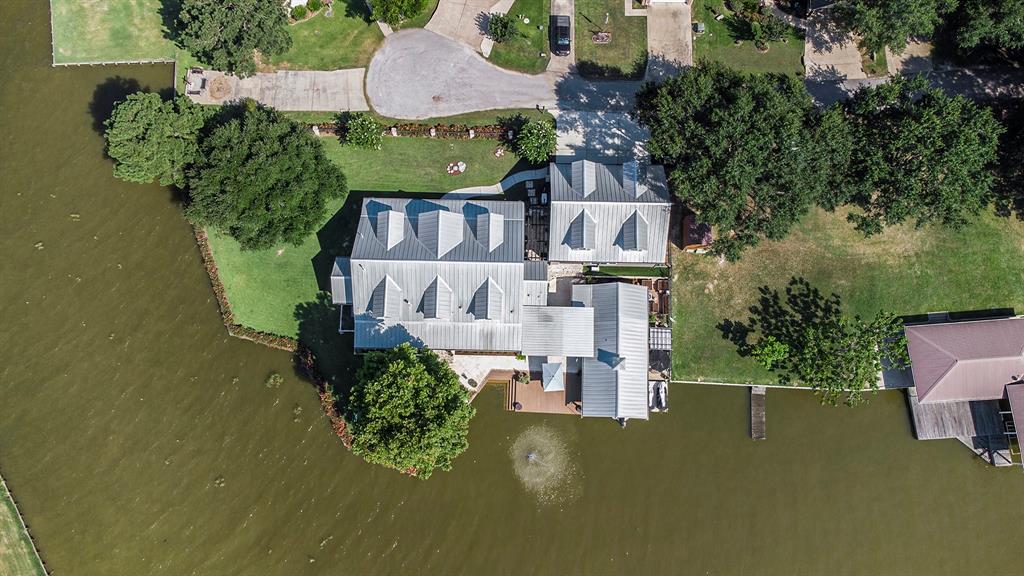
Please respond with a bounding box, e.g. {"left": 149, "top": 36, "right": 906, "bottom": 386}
{"left": 551, "top": 15, "right": 571, "bottom": 56}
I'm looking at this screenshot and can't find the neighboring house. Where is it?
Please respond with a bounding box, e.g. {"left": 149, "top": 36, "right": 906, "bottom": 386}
{"left": 332, "top": 198, "right": 526, "bottom": 352}
{"left": 548, "top": 160, "right": 672, "bottom": 265}
{"left": 904, "top": 317, "right": 1024, "bottom": 468}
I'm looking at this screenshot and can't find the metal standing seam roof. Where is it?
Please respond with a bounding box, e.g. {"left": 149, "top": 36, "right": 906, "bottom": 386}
{"left": 330, "top": 257, "right": 352, "bottom": 305}
{"left": 521, "top": 305, "right": 596, "bottom": 357}
{"left": 905, "top": 317, "right": 1024, "bottom": 403}
{"left": 1007, "top": 383, "right": 1024, "bottom": 431}
{"left": 548, "top": 161, "right": 671, "bottom": 264}
{"left": 573, "top": 283, "right": 650, "bottom": 420}
{"left": 345, "top": 197, "right": 526, "bottom": 352}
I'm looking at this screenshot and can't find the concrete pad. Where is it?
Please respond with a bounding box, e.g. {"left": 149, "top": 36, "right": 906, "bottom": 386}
{"left": 645, "top": 2, "right": 692, "bottom": 81}
{"left": 804, "top": 11, "right": 865, "bottom": 81}
{"left": 426, "top": 0, "right": 495, "bottom": 52}
{"left": 886, "top": 39, "right": 933, "bottom": 75}
{"left": 187, "top": 69, "right": 369, "bottom": 111}
{"left": 554, "top": 109, "right": 647, "bottom": 163}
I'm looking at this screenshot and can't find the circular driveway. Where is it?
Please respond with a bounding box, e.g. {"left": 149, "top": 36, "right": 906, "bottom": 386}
{"left": 366, "top": 29, "right": 556, "bottom": 119}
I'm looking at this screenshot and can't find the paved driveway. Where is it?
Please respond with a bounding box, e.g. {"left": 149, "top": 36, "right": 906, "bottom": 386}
{"left": 644, "top": 2, "right": 692, "bottom": 81}
{"left": 367, "top": 29, "right": 555, "bottom": 118}
{"left": 187, "top": 69, "right": 368, "bottom": 111}
{"left": 804, "top": 10, "right": 865, "bottom": 81}
{"left": 426, "top": 0, "right": 497, "bottom": 53}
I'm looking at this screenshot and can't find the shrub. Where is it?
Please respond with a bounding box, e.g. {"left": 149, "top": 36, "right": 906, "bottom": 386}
{"left": 488, "top": 13, "right": 517, "bottom": 42}
{"left": 342, "top": 113, "right": 384, "bottom": 149}
{"left": 372, "top": 0, "right": 429, "bottom": 27}
{"left": 760, "top": 13, "right": 789, "bottom": 42}
{"left": 514, "top": 119, "right": 557, "bottom": 164}
{"left": 307, "top": 0, "right": 323, "bottom": 11}
{"left": 291, "top": 5, "right": 308, "bottom": 19}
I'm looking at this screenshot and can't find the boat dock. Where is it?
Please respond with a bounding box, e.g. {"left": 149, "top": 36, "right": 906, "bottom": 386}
{"left": 750, "top": 386, "right": 766, "bottom": 440}
{"left": 907, "top": 389, "right": 1013, "bottom": 467}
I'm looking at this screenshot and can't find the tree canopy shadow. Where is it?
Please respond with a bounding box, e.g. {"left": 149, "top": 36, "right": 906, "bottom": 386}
{"left": 159, "top": 0, "right": 183, "bottom": 43}
{"left": 717, "top": 276, "right": 843, "bottom": 359}
{"left": 293, "top": 292, "right": 359, "bottom": 412}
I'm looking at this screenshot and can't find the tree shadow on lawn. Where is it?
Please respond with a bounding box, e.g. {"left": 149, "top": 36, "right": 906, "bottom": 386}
{"left": 717, "top": 276, "right": 843, "bottom": 359}
{"left": 342, "top": 0, "right": 375, "bottom": 24}
{"left": 158, "top": 0, "right": 183, "bottom": 43}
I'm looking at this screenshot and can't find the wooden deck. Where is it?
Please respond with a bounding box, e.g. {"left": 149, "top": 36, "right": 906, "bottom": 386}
{"left": 907, "top": 389, "right": 1004, "bottom": 440}
{"left": 507, "top": 374, "right": 581, "bottom": 416}
{"left": 750, "top": 386, "right": 766, "bottom": 440}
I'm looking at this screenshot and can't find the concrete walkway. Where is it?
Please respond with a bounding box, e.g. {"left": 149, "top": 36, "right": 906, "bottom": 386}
{"left": 442, "top": 166, "right": 550, "bottom": 198}
{"left": 186, "top": 69, "right": 369, "bottom": 111}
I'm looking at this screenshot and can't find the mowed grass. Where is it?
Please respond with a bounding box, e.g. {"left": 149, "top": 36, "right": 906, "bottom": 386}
{"left": 50, "top": 0, "right": 176, "bottom": 64}
{"left": 1, "top": 481, "right": 45, "bottom": 576}
{"left": 208, "top": 137, "right": 522, "bottom": 338}
{"left": 672, "top": 208, "right": 1024, "bottom": 385}
{"left": 488, "top": 0, "right": 553, "bottom": 74}
{"left": 321, "top": 136, "right": 522, "bottom": 192}
{"left": 264, "top": 0, "right": 384, "bottom": 70}
{"left": 575, "top": 0, "right": 648, "bottom": 79}
{"left": 691, "top": 0, "right": 805, "bottom": 76}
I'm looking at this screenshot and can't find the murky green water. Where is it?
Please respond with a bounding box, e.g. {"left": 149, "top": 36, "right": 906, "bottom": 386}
{"left": 1, "top": 1, "right": 1022, "bottom": 574}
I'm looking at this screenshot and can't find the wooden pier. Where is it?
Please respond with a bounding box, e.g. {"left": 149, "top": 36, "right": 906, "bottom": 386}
{"left": 750, "top": 386, "right": 766, "bottom": 440}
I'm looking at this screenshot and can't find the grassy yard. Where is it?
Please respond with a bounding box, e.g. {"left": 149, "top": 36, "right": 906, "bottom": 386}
{"left": 208, "top": 136, "right": 524, "bottom": 337}
{"left": 50, "top": 0, "right": 176, "bottom": 64}
{"left": 861, "top": 47, "right": 888, "bottom": 77}
{"left": 394, "top": 0, "right": 440, "bottom": 29}
{"left": 672, "top": 208, "right": 1024, "bottom": 385}
{"left": 574, "top": 0, "right": 648, "bottom": 79}
{"left": 691, "top": 0, "right": 805, "bottom": 76}
{"left": 588, "top": 265, "right": 670, "bottom": 278}
{"left": 488, "top": 0, "right": 553, "bottom": 74}
{"left": 263, "top": 0, "right": 384, "bottom": 70}
{"left": 1, "top": 480, "right": 45, "bottom": 576}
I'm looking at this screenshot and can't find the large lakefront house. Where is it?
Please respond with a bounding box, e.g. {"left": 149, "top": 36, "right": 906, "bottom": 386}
{"left": 328, "top": 161, "right": 674, "bottom": 423}
{"left": 904, "top": 316, "right": 1024, "bottom": 468}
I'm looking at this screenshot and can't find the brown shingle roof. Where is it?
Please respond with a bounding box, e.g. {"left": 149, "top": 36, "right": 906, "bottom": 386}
{"left": 905, "top": 317, "right": 1024, "bottom": 403}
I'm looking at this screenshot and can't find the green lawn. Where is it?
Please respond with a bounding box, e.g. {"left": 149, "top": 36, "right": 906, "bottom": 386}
{"left": 264, "top": 0, "right": 384, "bottom": 70}
{"left": 208, "top": 136, "right": 524, "bottom": 338}
{"left": 691, "top": 0, "right": 805, "bottom": 76}
{"left": 488, "top": 0, "right": 553, "bottom": 74}
{"left": 1, "top": 480, "right": 45, "bottom": 576}
{"left": 588, "top": 265, "right": 669, "bottom": 278}
{"left": 861, "top": 47, "right": 888, "bottom": 77}
{"left": 394, "top": 0, "right": 440, "bottom": 29}
{"left": 672, "top": 208, "right": 1024, "bottom": 384}
{"left": 574, "top": 0, "right": 648, "bottom": 79}
{"left": 50, "top": 0, "right": 176, "bottom": 65}
{"left": 322, "top": 136, "right": 523, "bottom": 192}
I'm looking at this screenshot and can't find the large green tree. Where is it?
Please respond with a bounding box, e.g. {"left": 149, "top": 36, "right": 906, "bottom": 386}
{"left": 993, "top": 101, "right": 1024, "bottom": 219}
{"left": 177, "top": 0, "right": 292, "bottom": 77}
{"left": 954, "top": 0, "right": 1024, "bottom": 51}
{"left": 347, "top": 344, "right": 475, "bottom": 478}
{"left": 723, "top": 278, "right": 909, "bottom": 406}
{"left": 633, "top": 62, "right": 851, "bottom": 260}
{"left": 843, "top": 74, "right": 1003, "bottom": 235}
{"left": 104, "top": 92, "right": 210, "bottom": 187}
{"left": 833, "top": 0, "right": 958, "bottom": 53}
{"left": 371, "top": 0, "right": 429, "bottom": 27}
{"left": 185, "top": 101, "right": 347, "bottom": 250}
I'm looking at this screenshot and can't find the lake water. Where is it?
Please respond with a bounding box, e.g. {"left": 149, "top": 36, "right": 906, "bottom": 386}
{"left": 1, "top": 1, "right": 1022, "bottom": 574}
